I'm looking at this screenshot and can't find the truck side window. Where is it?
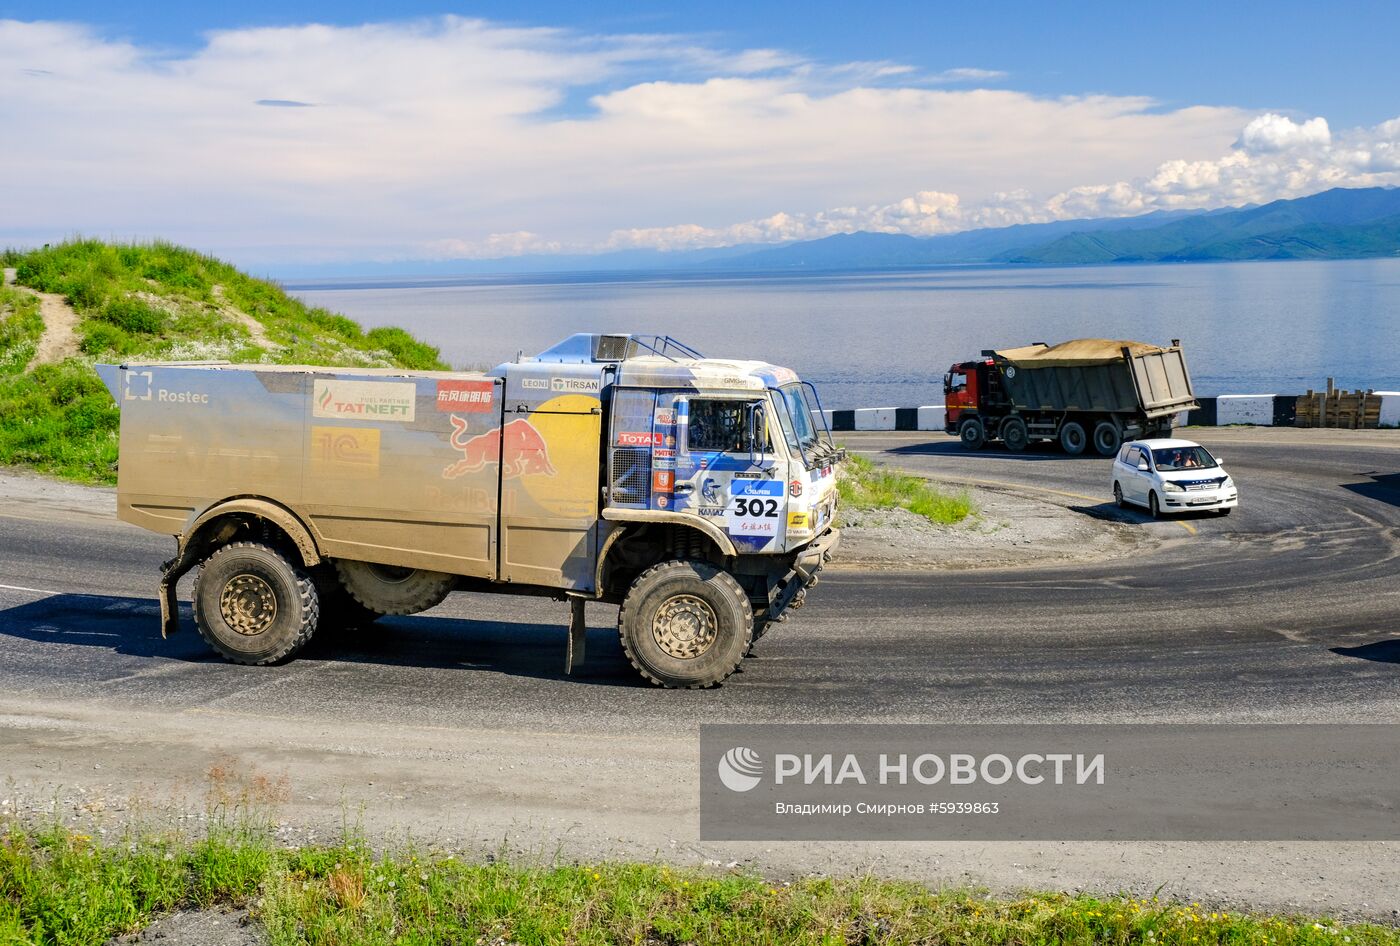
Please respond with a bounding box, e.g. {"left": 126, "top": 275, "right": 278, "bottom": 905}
{"left": 949, "top": 372, "right": 967, "bottom": 393}
{"left": 689, "top": 399, "right": 758, "bottom": 453}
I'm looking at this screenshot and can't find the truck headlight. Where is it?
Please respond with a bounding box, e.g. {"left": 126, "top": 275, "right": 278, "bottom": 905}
{"left": 1163, "top": 481, "right": 1185, "bottom": 493}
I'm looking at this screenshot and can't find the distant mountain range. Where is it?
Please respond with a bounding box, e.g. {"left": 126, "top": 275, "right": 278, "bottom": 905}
{"left": 272, "top": 187, "right": 1400, "bottom": 282}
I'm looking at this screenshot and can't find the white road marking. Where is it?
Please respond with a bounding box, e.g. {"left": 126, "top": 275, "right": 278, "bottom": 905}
{"left": 0, "top": 582, "right": 59, "bottom": 596}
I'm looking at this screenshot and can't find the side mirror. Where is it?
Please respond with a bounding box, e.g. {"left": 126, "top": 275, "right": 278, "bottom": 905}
{"left": 1137, "top": 460, "right": 1150, "bottom": 472}
{"left": 747, "top": 401, "right": 766, "bottom": 466}
{"left": 1214, "top": 455, "right": 1224, "bottom": 465}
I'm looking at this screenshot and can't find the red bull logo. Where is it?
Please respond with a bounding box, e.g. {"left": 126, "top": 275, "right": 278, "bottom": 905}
{"left": 443, "top": 415, "right": 556, "bottom": 480}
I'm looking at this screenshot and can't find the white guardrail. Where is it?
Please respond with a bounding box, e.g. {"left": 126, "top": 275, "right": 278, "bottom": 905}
{"left": 823, "top": 394, "right": 1400, "bottom": 432}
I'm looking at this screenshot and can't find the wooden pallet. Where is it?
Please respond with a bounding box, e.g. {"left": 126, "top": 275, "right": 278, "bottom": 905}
{"left": 1295, "top": 379, "right": 1382, "bottom": 429}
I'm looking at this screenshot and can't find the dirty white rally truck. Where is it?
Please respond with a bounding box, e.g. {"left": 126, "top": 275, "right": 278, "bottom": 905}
{"left": 97, "top": 334, "right": 841, "bottom": 688}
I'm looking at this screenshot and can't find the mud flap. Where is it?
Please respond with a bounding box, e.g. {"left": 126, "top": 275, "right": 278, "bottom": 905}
{"left": 158, "top": 551, "right": 200, "bottom": 638}
{"left": 565, "top": 597, "right": 587, "bottom": 674}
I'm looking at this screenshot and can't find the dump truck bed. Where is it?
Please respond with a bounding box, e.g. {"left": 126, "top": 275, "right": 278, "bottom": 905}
{"left": 990, "top": 339, "right": 1197, "bottom": 419}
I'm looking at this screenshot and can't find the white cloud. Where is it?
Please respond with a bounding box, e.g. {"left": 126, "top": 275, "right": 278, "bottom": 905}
{"left": 1, "top": 16, "right": 1390, "bottom": 264}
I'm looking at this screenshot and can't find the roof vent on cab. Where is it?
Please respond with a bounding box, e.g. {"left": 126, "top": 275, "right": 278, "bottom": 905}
{"left": 531, "top": 334, "right": 704, "bottom": 364}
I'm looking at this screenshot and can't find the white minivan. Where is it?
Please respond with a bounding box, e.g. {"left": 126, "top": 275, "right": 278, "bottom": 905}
{"left": 1112, "top": 438, "right": 1238, "bottom": 518}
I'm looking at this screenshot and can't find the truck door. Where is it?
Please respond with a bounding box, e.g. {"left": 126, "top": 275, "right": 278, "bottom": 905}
{"left": 497, "top": 364, "right": 606, "bottom": 589}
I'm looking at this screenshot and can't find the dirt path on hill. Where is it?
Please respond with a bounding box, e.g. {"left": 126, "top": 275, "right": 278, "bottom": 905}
{"left": 4, "top": 267, "right": 82, "bottom": 367}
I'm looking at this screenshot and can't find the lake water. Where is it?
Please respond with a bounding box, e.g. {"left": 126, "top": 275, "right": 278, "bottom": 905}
{"left": 287, "top": 259, "right": 1400, "bottom": 410}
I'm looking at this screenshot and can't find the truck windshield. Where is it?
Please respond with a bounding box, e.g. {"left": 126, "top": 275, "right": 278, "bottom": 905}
{"left": 777, "top": 383, "right": 821, "bottom": 455}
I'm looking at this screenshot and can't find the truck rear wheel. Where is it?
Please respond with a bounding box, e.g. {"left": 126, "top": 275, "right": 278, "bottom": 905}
{"left": 959, "top": 417, "right": 986, "bottom": 450}
{"left": 193, "top": 542, "right": 319, "bottom": 665}
{"left": 313, "top": 565, "right": 384, "bottom": 630}
{"left": 1001, "top": 417, "right": 1029, "bottom": 452}
{"left": 335, "top": 560, "right": 456, "bottom": 615}
{"left": 1059, "top": 421, "right": 1087, "bottom": 455}
{"left": 1092, "top": 420, "right": 1122, "bottom": 457}
{"left": 617, "top": 561, "right": 753, "bottom": 688}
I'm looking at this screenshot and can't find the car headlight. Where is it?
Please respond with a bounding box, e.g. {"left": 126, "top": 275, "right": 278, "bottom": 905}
{"left": 1163, "top": 481, "right": 1185, "bottom": 493}
{"left": 1223, "top": 477, "right": 1234, "bottom": 489}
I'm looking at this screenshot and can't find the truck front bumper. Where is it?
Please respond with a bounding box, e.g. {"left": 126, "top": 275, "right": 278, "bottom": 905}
{"left": 768, "top": 527, "right": 840, "bottom": 621}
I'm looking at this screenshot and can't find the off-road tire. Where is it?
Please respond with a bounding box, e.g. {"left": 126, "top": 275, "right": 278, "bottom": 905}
{"left": 1001, "top": 416, "right": 1029, "bottom": 452}
{"left": 1092, "top": 420, "right": 1122, "bottom": 457}
{"left": 312, "top": 565, "right": 384, "bottom": 630}
{"left": 959, "top": 417, "right": 986, "bottom": 451}
{"left": 1148, "top": 491, "right": 1161, "bottom": 519}
{"left": 335, "top": 560, "right": 456, "bottom": 615}
{"left": 618, "top": 560, "right": 753, "bottom": 688}
{"left": 1113, "top": 481, "right": 1125, "bottom": 508}
{"left": 1059, "top": 420, "right": 1087, "bottom": 455}
{"left": 193, "top": 542, "right": 319, "bottom": 665}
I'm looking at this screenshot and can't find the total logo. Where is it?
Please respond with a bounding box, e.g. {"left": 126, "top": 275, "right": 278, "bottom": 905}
{"left": 717, "top": 746, "right": 763, "bottom": 792}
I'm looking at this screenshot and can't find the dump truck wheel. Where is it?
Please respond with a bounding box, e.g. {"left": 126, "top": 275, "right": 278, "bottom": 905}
{"left": 312, "top": 565, "right": 383, "bottom": 630}
{"left": 1001, "top": 417, "right": 1029, "bottom": 452}
{"left": 617, "top": 561, "right": 753, "bottom": 688}
{"left": 1059, "top": 421, "right": 1087, "bottom": 455}
{"left": 1092, "top": 421, "right": 1122, "bottom": 457}
{"left": 193, "top": 542, "right": 319, "bottom": 665}
{"left": 335, "top": 560, "right": 456, "bottom": 615}
{"left": 959, "top": 417, "right": 986, "bottom": 450}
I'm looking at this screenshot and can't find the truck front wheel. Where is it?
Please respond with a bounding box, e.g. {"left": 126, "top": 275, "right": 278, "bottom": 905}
{"left": 193, "top": 542, "right": 319, "bottom": 665}
{"left": 958, "top": 417, "right": 986, "bottom": 450}
{"left": 618, "top": 561, "right": 753, "bottom": 688}
{"left": 1059, "top": 421, "right": 1087, "bottom": 455}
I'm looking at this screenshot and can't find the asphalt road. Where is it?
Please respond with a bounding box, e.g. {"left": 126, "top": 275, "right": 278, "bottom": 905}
{"left": 1, "top": 427, "right": 1399, "bottom": 913}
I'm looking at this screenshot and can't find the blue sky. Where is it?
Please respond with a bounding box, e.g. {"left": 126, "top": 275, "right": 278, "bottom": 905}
{"left": 9, "top": 1, "right": 1397, "bottom": 126}
{"left": 1, "top": 2, "right": 1397, "bottom": 264}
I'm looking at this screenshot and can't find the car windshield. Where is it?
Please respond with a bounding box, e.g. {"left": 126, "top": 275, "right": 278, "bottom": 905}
{"left": 778, "top": 383, "right": 821, "bottom": 454}
{"left": 1151, "top": 446, "right": 1217, "bottom": 471}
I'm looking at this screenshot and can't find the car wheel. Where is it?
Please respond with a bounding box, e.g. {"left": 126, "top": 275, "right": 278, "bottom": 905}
{"left": 1113, "top": 481, "right": 1124, "bottom": 508}
{"left": 1218, "top": 507, "right": 1233, "bottom": 516}
{"left": 1148, "top": 491, "right": 1161, "bottom": 519}
{"left": 959, "top": 417, "right": 986, "bottom": 451}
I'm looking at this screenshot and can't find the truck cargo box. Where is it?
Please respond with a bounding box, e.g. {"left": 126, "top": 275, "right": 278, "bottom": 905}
{"left": 990, "top": 339, "right": 1197, "bottom": 420}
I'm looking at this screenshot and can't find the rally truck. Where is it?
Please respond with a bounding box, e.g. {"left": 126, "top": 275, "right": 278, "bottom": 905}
{"left": 96, "top": 334, "right": 841, "bottom": 689}
{"left": 943, "top": 338, "right": 1198, "bottom": 456}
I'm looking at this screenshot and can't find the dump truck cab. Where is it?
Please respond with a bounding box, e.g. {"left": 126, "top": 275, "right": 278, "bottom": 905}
{"left": 96, "top": 333, "right": 840, "bottom": 689}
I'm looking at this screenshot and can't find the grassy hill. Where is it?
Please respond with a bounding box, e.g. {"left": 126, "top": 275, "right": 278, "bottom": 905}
{"left": 0, "top": 239, "right": 447, "bottom": 484}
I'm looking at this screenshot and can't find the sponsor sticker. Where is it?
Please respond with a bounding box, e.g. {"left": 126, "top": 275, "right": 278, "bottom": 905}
{"left": 552, "top": 376, "right": 601, "bottom": 394}
{"left": 728, "top": 479, "right": 784, "bottom": 536}
{"left": 654, "top": 408, "right": 677, "bottom": 426}
{"left": 653, "top": 447, "right": 677, "bottom": 459}
{"left": 653, "top": 457, "right": 676, "bottom": 471}
{"left": 314, "top": 380, "right": 416, "bottom": 422}
{"left": 436, "top": 379, "right": 495, "bottom": 413}
{"left": 653, "top": 469, "right": 675, "bottom": 492}
{"left": 521, "top": 377, "right": 551, "bottom": 390}
{"left": 311, "top": 426, "right": 381, "bottom": 478}
{"left": 617, "top": 431, "right": 663, "bottom": 447}
{"left": 443, "top": 416, "right": 556, "bottom": 480}
{"left": 788, "top": 510, "right": 810, "bottom": 530}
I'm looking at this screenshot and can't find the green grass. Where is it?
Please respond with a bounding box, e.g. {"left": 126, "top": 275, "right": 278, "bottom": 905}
{"left": 838, "top": 451, "right": 975, "bottom": 525}
{"left": 3, "top": 818, "right": 1398, "bottom": 946}
{"left": 0, "top": 239, "right": 450, "bottom": 484}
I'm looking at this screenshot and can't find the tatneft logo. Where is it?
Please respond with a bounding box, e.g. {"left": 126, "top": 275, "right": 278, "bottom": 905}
{"left": 313, "top": 380, "right": 416, "bottom": 422}
{"left": 717, "top": 747, "right": 764, "bottom": 792}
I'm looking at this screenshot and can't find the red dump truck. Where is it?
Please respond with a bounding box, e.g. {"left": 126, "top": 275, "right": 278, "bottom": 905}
{"left": 943, "top": 339, "right": 1198, "bottom": 456}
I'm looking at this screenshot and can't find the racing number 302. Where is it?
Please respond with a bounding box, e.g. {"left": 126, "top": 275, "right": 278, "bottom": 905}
{"left": 734, "top": 498, "right": 780, "bottom": 517}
